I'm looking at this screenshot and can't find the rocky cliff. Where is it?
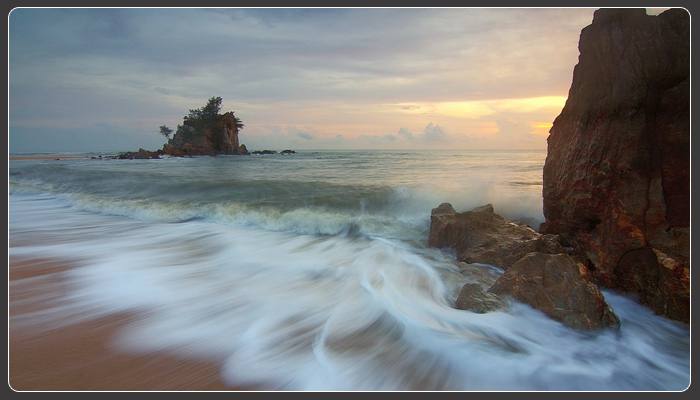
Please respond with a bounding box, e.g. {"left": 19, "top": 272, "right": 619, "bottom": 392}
{"left": 541, "top": 8, "right": 689, "bottom": 322}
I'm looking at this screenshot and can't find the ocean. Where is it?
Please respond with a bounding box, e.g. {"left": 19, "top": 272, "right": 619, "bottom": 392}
{"left": 8, "top": 149, "right": 690, "bottom": 391}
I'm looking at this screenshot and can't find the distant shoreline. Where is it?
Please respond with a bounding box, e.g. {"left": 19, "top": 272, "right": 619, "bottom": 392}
{"left": 9, "top": 155, "right": 92, "bottom": 161}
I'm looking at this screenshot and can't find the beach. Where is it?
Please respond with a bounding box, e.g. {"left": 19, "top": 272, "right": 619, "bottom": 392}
{"left": 8, "top": 257, "right": 249, "bottom": 391}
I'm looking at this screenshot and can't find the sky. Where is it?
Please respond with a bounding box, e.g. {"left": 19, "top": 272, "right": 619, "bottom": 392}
{"left": 8, "top": 7, "right": 671, "bottom": 153}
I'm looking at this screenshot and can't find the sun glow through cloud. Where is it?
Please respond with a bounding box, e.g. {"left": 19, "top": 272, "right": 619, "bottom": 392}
{"left": 414, "top": 96, "right": 569, "bottom": 119}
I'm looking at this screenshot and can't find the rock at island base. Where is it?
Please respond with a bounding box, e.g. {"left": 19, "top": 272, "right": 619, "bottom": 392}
{"left": 540, "top": 8, "right": 689, "bottom": 323}
{"left": 117, "top": 148, "right": 163, "bottom": 159}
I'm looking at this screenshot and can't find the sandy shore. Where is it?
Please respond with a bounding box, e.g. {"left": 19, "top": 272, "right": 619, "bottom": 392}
{"left": 9, "top": 156, "right": 92, "bottom": 161}
{"left": 8, "top": 257, "right": 255, "bottom": 392}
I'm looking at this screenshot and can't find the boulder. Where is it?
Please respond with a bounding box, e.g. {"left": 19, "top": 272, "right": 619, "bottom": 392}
{"left": 431, "top": 204, "right": 619, "bottom": 331}
{"left": 455, "top": 283, "right": 507, "bottom": 314}
{"left": 488, "top": 252, "right": 620, "bottom": 331}
{"left": 541, "top": 8, "right": 690, "bottom": 322}
{"left": 429, "top": 203, "right": 564, "bottom": 270}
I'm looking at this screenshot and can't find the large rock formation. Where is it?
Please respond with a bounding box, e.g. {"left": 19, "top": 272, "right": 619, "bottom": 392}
{"left": 541, "top": 8, "right": 690, "bottom": 322}
{"left": 431, "top": 203, "right": 619, "bottom": 331}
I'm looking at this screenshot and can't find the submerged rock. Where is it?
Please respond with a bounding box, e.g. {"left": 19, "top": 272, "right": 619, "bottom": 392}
{"left": 455, "top": 283, "right": 507, "bottom": 314}
{"left": 541, "top": 8, "right": 690, "bottom": 322}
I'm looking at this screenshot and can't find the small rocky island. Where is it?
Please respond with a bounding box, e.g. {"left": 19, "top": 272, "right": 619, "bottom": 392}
{"left": 119, "top": 96, "right": 250, "bottom": 159}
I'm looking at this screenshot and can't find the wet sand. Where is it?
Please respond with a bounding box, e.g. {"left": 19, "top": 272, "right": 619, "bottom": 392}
{"left": 8, "top": 257, "right": 255, "bottom": 392}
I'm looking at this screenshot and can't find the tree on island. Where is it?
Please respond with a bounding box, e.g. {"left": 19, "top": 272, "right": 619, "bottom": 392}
{"left": 183, "top": 96, "right": 223, "bottom": 127}
{"left": 233, "top": 115, "right": 245, "bottom": 130}
{"left": 159, "top": 125, "right": 173, "bottom": 139}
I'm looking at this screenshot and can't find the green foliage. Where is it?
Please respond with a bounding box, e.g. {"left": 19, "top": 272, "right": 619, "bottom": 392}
{"left": 178, "top": 97, "right": 244, "bottom": 133}
{"left": 183, "top": 96, "right": 223, "bottom": 127}
{"left": 159, "top": 125, "right": 173, "bottom": 139}
{"left": 234, "top": 116, "right": 245, "bottom": 130}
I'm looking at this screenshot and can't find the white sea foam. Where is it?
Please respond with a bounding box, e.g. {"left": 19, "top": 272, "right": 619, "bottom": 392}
{"left": 8, "top": 193, "right": 690, "bottom": 391}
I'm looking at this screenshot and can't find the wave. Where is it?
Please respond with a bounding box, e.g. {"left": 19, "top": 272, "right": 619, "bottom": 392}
{"left": 9, "top": 150, "right": 549, "bottom": 238}
{"left": 8, "top": 182, "right": 435, "bottom": 241}
{"left": 10, "top": 175, "right": 547, "bottom": 240}
{"left": 9, "top": 192, "right": 690, "bottom": 391}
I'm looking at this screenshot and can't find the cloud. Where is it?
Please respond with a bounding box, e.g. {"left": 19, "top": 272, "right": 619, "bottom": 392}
{"left": 357, "top": 133, "right": 402, "bottom": 146}
{"left": 297, "top": 131, "right": 314, "bottom": 140}
{"left": 154, "top": 87, "right": 172, "bottom": 95}
{"left": 422, "top": 122, "right": 448, "bottom": 142}
{"left": 397, "top": 127, "right": 415, "bottom": 140}
{"left": 358, "top": 123, "right": 450, "bottom": 146}
{"left": 493, "top": 116, "right": 543, "bottom": 146}
{"left": 9, "top": 8, "right": 599, "bottom": 152}
{"left": 94, "top": 121, "right": 113, "bottom": 130}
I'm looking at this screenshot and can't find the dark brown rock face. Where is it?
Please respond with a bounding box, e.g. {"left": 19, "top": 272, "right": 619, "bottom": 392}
{"left": 541, "top": 9, "right": 689, "bottom": 322}
{"left": 429, "top": 203, "right": 564, "bottom": 270}
{"left": 488, "top": 252, "right": 620, "bottom": 331}
{"left": 164, "top": 111, "right": 247, "bottom": 156}
{"left": 217, "top": 112, "right": 242, "bottom": 154}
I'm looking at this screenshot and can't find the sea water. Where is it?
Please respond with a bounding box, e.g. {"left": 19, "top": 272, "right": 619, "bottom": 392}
{"left": 8, "top": 149, "right": 690, "bottom": 391}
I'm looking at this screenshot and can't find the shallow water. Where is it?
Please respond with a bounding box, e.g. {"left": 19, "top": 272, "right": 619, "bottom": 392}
{"left": 8, "top": 150, "right": 690, "bottom": 391}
